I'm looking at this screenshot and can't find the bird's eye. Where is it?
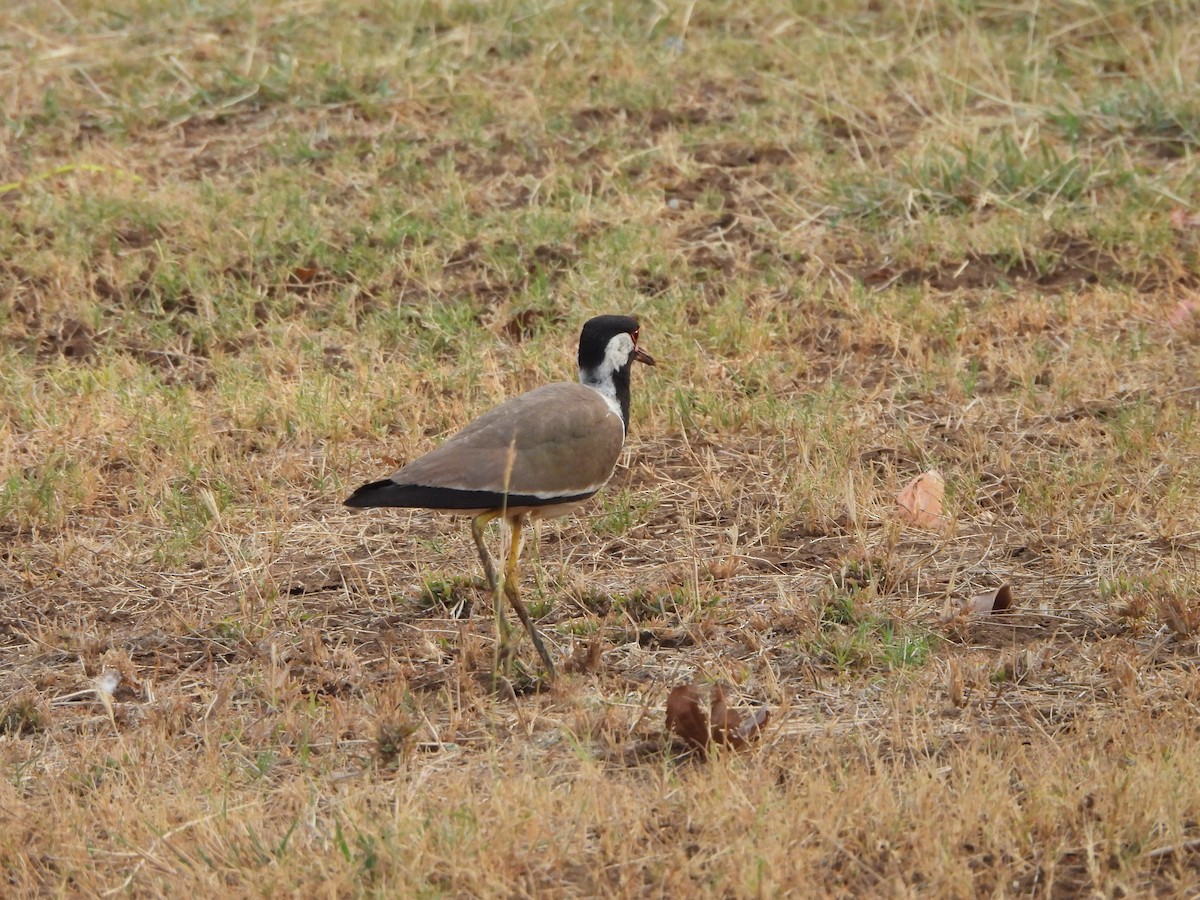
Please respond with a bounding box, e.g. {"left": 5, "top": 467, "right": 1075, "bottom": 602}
{"left": 632, "top": 329, "right": 640, "bottom": 343}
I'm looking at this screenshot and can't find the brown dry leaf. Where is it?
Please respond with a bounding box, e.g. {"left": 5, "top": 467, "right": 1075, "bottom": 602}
{"left": 665, "top": 685, "right": 709, "bottom": 756}
{"left": 709, "top": 683, "right": 741, "bottom": 746}
{"left": 967, "top": 584, "right": 1014, "bottom": 615}
{"left": 732, "top": 704, "right": 770, "bottom": 746}
{"left": 897, "top": 469, "right": 950, "bottom": 531}
{"left": 709, "top": 684, "right": 770, "bottom": 750}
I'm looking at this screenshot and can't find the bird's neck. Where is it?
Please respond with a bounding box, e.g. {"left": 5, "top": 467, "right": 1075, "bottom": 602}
{"left": 580, "top": 364, "right": 631, "bottom": 432}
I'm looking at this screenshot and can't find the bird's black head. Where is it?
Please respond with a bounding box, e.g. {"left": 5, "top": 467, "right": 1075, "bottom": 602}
{"left": 577, "top": 314, "right": 655, "bottom": 431}
{"left": 577, "top": 315, "right": 655, "bottom": 374}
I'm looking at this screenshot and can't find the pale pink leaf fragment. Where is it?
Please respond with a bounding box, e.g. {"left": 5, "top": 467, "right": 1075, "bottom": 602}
{"left": 966, "top": 584, "right": 1014, "bottom": 615}
{"left": 897, "top": 469, "right": 949, "bottom": 530}
{"left": 1169, "top": 208, "right": 1200, "bottom": 230}
{"left": 1167, "top": 298, "right": 1198, "bottom": 329}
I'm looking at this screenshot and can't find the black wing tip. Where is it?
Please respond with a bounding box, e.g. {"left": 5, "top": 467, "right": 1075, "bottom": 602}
{"left": 344, "top": 480, "right": 598, "bottom": 511}
{"left": 343, "top": 479, "right": 398, "bottom": 508}
{"left": 344, "top": 479, "right": 485, "bottom": 510}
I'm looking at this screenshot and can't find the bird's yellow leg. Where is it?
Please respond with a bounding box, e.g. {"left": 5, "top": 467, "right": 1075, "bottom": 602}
{"left": 503, "top": 514, "right": 557, "bottom": 681}
{"left": 471, "top": 511, "right": 514, "bottom": 677}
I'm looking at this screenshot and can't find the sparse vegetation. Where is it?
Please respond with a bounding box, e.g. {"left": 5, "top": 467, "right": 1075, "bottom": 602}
{"left": 809, "top": 588, "right": 934, "bottom": 672}
{"left": 0, "top": 695, "right": 46, "bottom": 737}
{"left": 3, "top": 0, "right": 1200, "bottom": 894}
{"left": 417, "top": 574, "right": 476, "bottom": 616}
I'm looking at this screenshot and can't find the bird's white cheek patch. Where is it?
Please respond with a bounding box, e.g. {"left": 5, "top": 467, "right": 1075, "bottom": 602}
{"left": 602, "top": 334, "right": 636, "bottom": 373}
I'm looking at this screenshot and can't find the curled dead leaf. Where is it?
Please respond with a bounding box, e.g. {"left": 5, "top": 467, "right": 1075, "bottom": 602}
{"left": 710, "top": 683, "right": 770, "bottom": 748}
{"left": 667, "top": 683, "right": 770, "bottom": 758}
{"left": 709, "top": 683, "right": 738, "bottom": 744}
{"left": 897, "top": 469, "right": 950, "bottom": 531}
{"left": 733, "top": 705, "right": 770, "bottom": 746}
{"left": 665, "top": 685, "right": 709, "bottom": 756}
{"left": 966, "top": 584, "right": 1014, "bottom": 615}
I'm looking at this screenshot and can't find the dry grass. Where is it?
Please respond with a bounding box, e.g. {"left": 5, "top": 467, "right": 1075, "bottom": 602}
{"left": 3, "top": 0, "right": 1200, "bottom": 895}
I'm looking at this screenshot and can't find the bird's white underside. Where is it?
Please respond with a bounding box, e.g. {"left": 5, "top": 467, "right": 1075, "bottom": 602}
{"left": 423, "top": 478, "right": 610, "bottom": 500}
{"left": 416, "top": 498, "right": 591, "bottom": 519}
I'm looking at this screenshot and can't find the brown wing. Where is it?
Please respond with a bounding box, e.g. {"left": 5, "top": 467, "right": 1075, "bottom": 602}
{"left": 390, "top": 382, "right": 625, "bottom": 498}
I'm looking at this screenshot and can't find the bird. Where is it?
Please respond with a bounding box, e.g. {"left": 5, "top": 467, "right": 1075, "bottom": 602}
{"left": 344, "top": 314, "right": 655, "bottom": 681}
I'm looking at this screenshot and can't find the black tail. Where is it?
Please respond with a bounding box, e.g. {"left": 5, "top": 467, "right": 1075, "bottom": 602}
{"left": 344, "top": 479, "right": 495, "bottom": 509}
{"left": 344, "top": 479, "right": 595, "bottom": 510}
{"left": 343, "top": 479, "right": 416, "bottom": 508}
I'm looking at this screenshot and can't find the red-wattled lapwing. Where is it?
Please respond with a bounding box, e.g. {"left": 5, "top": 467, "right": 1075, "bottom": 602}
{"left": 345, "top": 315, "right": 655, "bottom": 681}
